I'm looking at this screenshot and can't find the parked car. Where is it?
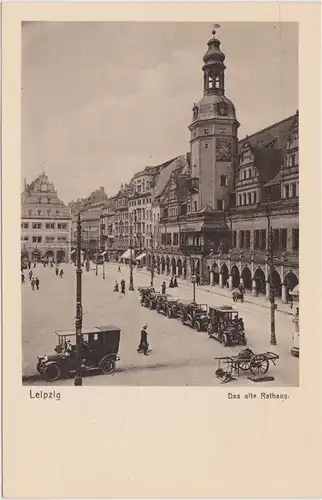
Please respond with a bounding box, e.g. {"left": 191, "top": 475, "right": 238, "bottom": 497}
{"left": 181, "top": 302, "right": 208, "bottom": 331}
{"left": 36, "top": 326, "right": 121, "bottom": 382}
{"left": 207, "top": 306, "right": 247, "bottom": 346}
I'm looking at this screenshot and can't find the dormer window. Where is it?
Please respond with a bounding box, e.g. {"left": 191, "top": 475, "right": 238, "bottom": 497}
{"left": 208, "top": 75, "right": 213, "bottom": 89}
{"left": 214, "top": 76, "right": 220, "bottom": 88}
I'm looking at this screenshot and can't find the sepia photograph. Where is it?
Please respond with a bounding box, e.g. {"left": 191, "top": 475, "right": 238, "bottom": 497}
{"left": 21, "top": 21, "right": 299, "bottom": 387}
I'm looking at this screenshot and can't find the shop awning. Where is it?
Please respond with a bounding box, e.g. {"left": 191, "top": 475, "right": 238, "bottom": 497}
{"left": 120, "top": 249, "right": 132, "bottom": 260}
{"left": 290, "top": 285, "right": 299, "bottom": 297}
{"left": 136, "top": 252, "right": 146, "bottom": 261}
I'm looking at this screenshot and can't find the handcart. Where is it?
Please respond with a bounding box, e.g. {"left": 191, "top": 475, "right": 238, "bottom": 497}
{"left": 214, "top": 349, "right": 279, "bottom": 377}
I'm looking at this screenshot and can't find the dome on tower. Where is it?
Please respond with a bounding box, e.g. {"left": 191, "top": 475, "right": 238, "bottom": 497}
{"left": 191, "top": 94, "right": 237, "bottom": 125}
{"left": 202, "top": 26, "right": 226, "bottom": 71}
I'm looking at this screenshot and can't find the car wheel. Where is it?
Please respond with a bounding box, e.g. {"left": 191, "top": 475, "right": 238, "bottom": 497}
{"left": 167, "top": 309, "right": 172, "bottom": 319}
{"left": 221, "top": 334, "right": 228, "bottom": 347}
{"left": 156, "top": 307, "right": 160, "bottom": 314}
{"left": 42, "top": 362, "right": 61, "bottom": 382}
{"left": 99, "top": 356, "right": 116, "bottom": 375}
{"left": 148, "top": 302, "right": 153, "bottom": 310}
{"left": 194, "top": 320, "right": 201, "bottom": 332}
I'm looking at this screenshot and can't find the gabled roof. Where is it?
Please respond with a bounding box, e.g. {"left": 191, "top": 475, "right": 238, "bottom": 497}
{"left": 264, "top": 171, "right": 282, "bottom": 187}
{"left": 238, "top": 113, "right": 297, "bottom": 154}
{"left": 252, "top": 147, "right": 283, "bottom": 184}
{"left": 153, "top": 155, "right": 188, "bottom": 199}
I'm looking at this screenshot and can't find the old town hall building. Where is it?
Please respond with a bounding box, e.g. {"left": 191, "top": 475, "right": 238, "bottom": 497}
{"left": 149, "top": 27, "right": 299, "bottom": 303}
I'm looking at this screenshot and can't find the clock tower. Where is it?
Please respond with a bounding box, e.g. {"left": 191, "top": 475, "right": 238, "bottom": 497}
{"left": 189, "top": 26, "right": 239, "bottom": 211}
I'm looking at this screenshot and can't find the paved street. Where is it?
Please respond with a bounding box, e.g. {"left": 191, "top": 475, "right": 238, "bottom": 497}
{"left": 22, "top": 262, "right": 299, "bottom": 386}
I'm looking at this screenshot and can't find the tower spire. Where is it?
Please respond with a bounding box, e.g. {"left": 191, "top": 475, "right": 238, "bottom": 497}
{"left": 202, "top": 25, "right": 226, "bottom": 96}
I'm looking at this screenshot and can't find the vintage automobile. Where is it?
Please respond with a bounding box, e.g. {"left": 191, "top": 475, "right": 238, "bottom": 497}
{"left": 180, "top": 302, "right": 209, "bottom": 331}
{"left": 138, "top": 286, "right": 155, "bottom": 307}
{"left": 36, "top": 326, "right": 121, "bottom": 382}
{"left": 156, "top": 294, "right": 172, "bottom": 316}
{"left": 165, "top": 297, "right": 182, "bottom": 319}
{"left": 147, "top": 291, "right": 162, "bottom": 310}
{"left": 207, "top": 306, "right": 247, "bottom": 346}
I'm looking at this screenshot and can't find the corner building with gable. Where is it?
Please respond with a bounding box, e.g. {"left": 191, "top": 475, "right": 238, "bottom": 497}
{"left": 150, "top": 28, "right": 299, "bottom": 303}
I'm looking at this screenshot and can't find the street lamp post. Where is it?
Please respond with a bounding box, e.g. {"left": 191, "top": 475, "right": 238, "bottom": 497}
{"left": 74, "top": 211, "right": 83, "bottom": 386}
{"left": 266, "top": 206, "right": 277, "bottom": 346}
{"left": 191, "top": 274, "right": 197, "bottom": 303}
{"left": 95, "top": 238, "right": 99, "bottom": 276}
{"left": 150, "top": 233, "right": 154, "bottom": 287}
{"left": 129, "top": 216, "right": 134, "bottom": 291}
{"left": 102, "top": 257, "right": 105, "bottom": 279}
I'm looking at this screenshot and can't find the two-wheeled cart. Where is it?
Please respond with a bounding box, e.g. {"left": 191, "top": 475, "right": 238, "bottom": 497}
{"left": 214, "top": 349, "right": 279, "bottom": 377}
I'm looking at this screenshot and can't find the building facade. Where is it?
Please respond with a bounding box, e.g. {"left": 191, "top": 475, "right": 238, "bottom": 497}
{"left": 148, "top": 27, "right": 299, "bottom": 303}
{"left": 21, "top": 173, "right": 71, "bottom": 263}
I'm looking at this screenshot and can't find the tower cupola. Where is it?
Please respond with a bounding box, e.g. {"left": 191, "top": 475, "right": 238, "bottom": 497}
{"left": 202, "top": 24, "right": 226, "bottom": 96}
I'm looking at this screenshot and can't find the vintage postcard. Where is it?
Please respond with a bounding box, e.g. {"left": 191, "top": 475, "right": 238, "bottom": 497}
{"left": 2, "top": 2, "right": 321, "bottom": 498}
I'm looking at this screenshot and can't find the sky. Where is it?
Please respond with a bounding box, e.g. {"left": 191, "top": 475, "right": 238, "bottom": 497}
{"left": 22, "top": 21, "right": 298, "bottom": 203}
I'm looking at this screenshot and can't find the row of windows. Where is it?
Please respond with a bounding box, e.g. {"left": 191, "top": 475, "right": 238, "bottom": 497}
{"left": 21, "top": 222, "right": 68, "bottom": 230}
{"left": 283, "top": 182, "right": 298, "bottom": 199}
{"left": 129, "top": 197, "right": 152, "bottom": 207}
{"left": 285, "top": 152, "right": 298, "bottom": 167}
{"left": 21, "top": 236, "right": 68, "bottom": 243}
{"left": 26, "top": 209, "right": 62, "bottom": 216}
{"left": 239, "top": 167, "right": 255, "bottom": 181}
{"left": 232, "top": 228, "right": 299, "bottom": 251}
{"left": 131, "top": 208, "right": 152, "bottom": 220}
{"left": 237, "top": 191, "right": 257, "bottom": 206}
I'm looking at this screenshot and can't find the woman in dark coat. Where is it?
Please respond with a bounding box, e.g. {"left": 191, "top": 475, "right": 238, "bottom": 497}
{"left": 137, "top": 323, "right": 149, "bottom": 355}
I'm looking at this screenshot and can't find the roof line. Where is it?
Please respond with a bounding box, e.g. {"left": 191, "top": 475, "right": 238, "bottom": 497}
{"left": 238, "top": 113, "right": 297, "bottom": 143}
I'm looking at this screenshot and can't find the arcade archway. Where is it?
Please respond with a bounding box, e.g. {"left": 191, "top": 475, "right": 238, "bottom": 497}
{"left": 268, "top": 269, "right": 282, "bottom": 297}
{"left": 241, "top": 266, "right": 252, "bottom": 290}
{"left": 231, "top": 265, "right": 240, "bottom": 288}
{"left": 254, "top": 268, "right": 266, "bottom": 295}
{"left": 220, "top": 263, "right": 229, "bottom": 287}
{"left": 56, "top": 250, "right": 66, "bottom": 263}
{"left": 177, "top": 258, "right": 183, "bottom": 277}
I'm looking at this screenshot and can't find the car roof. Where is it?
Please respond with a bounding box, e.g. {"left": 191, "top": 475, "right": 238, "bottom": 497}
{"left": 56, "top": 326, "right": 121, "bottom": 336}
{"left": 209, "top": 306, "right": 238, "bottom": 313}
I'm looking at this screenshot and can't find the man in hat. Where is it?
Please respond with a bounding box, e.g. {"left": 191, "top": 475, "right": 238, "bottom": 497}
{"left": 137, "top": 323, "right": 149, "bottom": 355}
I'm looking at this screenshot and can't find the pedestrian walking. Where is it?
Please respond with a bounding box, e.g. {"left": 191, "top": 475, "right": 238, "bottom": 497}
{"left": 161, "top": 281, "right": 166, "bottom": 294}
{"left": 121, "top": 279, "right": 125, "bottom": 294}
{"left": 31, "top": 277, "right": 36, "bottom": 291}
{"left": 59, "top": 269, "right": 64, "bottom": 278}
{"left": 118, "top": 266, "right": 121, "bottom": 273}
{"left": 29, "top": 270, "right": 33, "bottom": 281}
{"left": 35, "top": 277, "right": 40, "bottom": 290}
{"left": 289, "top": 291, "right": 294, "bottom": 309}
{"left": 55, "top": 267, "right": 59, "bottom": 276}
{"left": 21, "top": 273, "right": 25, "bottom": 284}
{"left": 169, "top": 277, "right": 174, "bottom": 288}
{"left": 33, "top": 261, "right": 36, "bottom": 268}
{"left": 137, "top": 323, "right": 149, "bottom": 355}
{"left": 173, "top": 276, "right": 178, "bottom": 288}
{"left": 28, "top": 261, "right": 31, "bottom": 270}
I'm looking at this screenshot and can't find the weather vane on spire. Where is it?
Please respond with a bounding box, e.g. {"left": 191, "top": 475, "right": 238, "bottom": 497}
{"left": 212, "top": 23, "right": 220, "bottom": 37}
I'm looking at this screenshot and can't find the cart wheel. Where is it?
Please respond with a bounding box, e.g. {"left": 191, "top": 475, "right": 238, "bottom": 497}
{"left": 194, "top": 320, "right": 201, "bottom": 332}
{"left": 181, "top": 316, "right": 185, "bottom": 324}
{"left": 167, "top": 309, "right": 172, "bottom": 319}
{"left": 250, "top": 355, "right": 269, "bottom": 376}
{"left": 156, "top": 306, "right": 160, "bottom": 314}
{"left": 238, "top": 360, "right": 251, "bottom": 371}
{"left": 221, "top": 334, "right": 228, "bottom": 346}
{"left": 99, "top": 356, "right": 116, "bottom": 375}
{"left": 42, "top": 362, "right": 61, "bottom": 382}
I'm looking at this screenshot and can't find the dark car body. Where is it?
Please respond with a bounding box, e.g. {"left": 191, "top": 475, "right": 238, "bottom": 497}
{"left": 37, "top": 326, "right": 121, "bottom": 382}
{"left": 181, "top": 302, "right": 209, "bottom": 331}
{"left": 207, "top": 306, "right": 247, "bottom": 346}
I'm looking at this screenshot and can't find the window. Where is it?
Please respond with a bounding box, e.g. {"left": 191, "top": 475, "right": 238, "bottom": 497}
{"left": 239, "top": 231, "right": 245, "bottom": 249}
{"left": 56, "top": 210, "right": 60, "bottom": 215}
{"left": 46, "top": 223, "right": 55, "bottom": 229}
{"left": 220, "top": 175, "right": 227, "bottom": 187}
{"left": 238, "top": 195, "right": 242, "bottom": 206}
{"left": 254, "top": 230, "right": 260, "bottom": 249}
{"left": 204, "top": 128, "right": 209, "bottom": 134}
{"left": 46, "top": 236, "right": 55, "bottom": 241}
{"left": 280, "top": 229, "right": 287, "bottom": 251}
{"left": 32, "top": 223, "right": 42, "bottom": 229}
{"left": 233, "top": 231, "right": 237, "bottom": 248}
{"left": 243, "top": 170, "right": 247, "bottom": 180}
{"left": 247, "top": 192, "right": 252, "bottom": 204}
{"left": 273, "top": 229, "right": 280, "bottom": 251}
{"left": 292, "top": 228, "right": 299, "bottom": 250}
{"left": 205, "top": 144, "right": 209, "bottom": 149}
{"left": 22, "top": 222, "right": 29, "bottom": 229}
{"left": 245, "top": 230, "right": 251, "bottom": 248}
{"left": 194, "top": 201, "right": 198, "bottom": 212}
{"left": 243, "top": 194, "right": 246, "bottom": 205}
{"left": 260, "top": 229, "right": 266, "bottom": 250}
{"left": 173, "top": 233, "right": 179, "bottom": 245}
{"left": 28, "top": 209, "right": 32, "bottom": 216}
{"left": 217, "top": 200, "right": 223, "bottom": 210}
{"left": 253, "top": 191, "right": 257, "bottom": 204}
{"left": 37, "top": 210, "right": 41, "bottom": 216}
{"left": 291, "top": 153, "right": 296, "bottom": 166}
{"left": 284, "top": 184, "right": 290, "bottom": 198}
{"left": 291, "top": 183, "right": 297, "bottom": 198}
{"left": 32, "top": 236, "right": 42, "bottom": 243}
